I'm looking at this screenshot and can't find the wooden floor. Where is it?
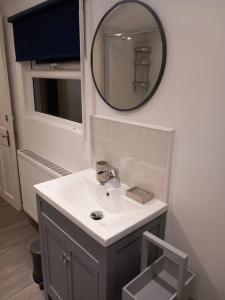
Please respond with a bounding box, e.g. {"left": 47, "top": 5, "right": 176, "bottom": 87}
{"left": 0, "top": 198, "right": 45, "bottom": 300}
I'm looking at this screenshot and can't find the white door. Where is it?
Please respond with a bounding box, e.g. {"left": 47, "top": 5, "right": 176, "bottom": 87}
{"left": 0, "top": 16, "right": 21, "bottom": 210}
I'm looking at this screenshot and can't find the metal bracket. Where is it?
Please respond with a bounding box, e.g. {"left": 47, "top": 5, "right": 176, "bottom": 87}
{"left": 0, "top": 130, "right": 10, "bottom": 146}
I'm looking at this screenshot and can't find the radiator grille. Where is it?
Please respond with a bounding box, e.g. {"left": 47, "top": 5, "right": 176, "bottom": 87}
{"left": 19, "top": 149, "right": 72, "bottom": 177}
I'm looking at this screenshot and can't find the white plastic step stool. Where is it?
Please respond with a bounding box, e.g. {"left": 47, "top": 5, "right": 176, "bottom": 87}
{"left": 123, "top": 232, "right": 196, "bottom": 300}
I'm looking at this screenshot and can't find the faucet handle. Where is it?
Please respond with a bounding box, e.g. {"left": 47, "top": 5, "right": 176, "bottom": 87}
{"left": 97, "top": 168, "right": 117, "bottom": 184}
{"left": 97, "top": 168, "right": 111, "bottom": 184}
{"left": 97, "top": 168, "right": 114, "bottom": 175}
{"left": 96, "top": 164, "right": 120, "bottom": 188}
{"left": 109, "top": 169, "right": 116, "bottom": 177}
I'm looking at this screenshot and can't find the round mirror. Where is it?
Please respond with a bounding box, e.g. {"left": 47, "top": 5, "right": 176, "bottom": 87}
{"left": 91, "top": 0, "right": 167, "bottom": 111}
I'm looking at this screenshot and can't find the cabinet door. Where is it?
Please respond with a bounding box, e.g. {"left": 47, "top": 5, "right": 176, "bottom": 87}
{"left": 41, "top": 215, "right": 69, "bottom": 300}
{"left": 67, "top": 237, "right": 99, "bottom": 300}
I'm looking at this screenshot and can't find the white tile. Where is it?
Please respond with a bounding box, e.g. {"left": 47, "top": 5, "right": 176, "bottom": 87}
{"left": 90, "top": 116, "right": 174, "bottom": 202}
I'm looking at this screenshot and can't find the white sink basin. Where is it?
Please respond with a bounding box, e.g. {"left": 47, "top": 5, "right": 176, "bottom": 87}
{"left": 52, "top": 172, "right": 139, "bottom": 215}
{"left": 34, "top": 168, "right": 168, "bottom": 246}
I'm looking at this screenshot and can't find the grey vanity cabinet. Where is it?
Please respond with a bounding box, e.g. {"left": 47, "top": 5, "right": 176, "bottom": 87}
{"left": 41, "top": 214, "right": 99, "bottom": 300}
{"left": 37, "top": 196, "right": 166, "bottom": 300}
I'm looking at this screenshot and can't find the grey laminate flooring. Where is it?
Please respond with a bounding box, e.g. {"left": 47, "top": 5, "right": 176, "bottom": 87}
{"left": 0, "top": 198, "right": 44, "bottom": 300}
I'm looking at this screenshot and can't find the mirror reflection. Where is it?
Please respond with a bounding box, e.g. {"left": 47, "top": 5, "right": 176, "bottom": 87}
{"left": 91, "top": 1, "right": 167, "bottom": 111}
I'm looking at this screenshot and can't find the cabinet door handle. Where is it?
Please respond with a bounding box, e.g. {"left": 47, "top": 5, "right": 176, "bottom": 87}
{"left": 65, "top": 254, "right": 71, "bottom": 263}
{"left": 60, "top": 253, "right": 67, "bottom": 264}
{"left": 60, "top": 253, "right": 71, "bottom": 264}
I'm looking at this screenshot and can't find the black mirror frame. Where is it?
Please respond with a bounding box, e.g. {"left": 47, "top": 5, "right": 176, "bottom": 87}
{"left": 91, "top": 0, "right": 167, "bottom": 112}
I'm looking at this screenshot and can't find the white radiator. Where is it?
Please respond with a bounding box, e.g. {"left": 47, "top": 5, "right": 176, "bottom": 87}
{"left": 17, "top": 149, "right": 72, "bottom": 222}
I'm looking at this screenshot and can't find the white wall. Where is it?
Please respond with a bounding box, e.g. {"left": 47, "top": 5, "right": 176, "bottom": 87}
{"left": 1, "top": 0, "right": 225, "bottom": 299}
{"left": 87, "top": 1, "right": 225, "bottom": 299}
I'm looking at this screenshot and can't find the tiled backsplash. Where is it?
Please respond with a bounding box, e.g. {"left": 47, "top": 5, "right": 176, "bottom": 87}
{"left": 90, "top": 116, "right": 174, "bottom": 202}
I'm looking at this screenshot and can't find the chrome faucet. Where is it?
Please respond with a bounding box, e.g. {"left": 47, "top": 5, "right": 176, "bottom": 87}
{"left": 97, "top": 167, "right": 121, "bottom": 188}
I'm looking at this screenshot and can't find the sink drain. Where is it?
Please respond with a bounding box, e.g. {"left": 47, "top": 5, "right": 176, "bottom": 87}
{"left": 90, "top": 210, "right": 104, "bottom": 220}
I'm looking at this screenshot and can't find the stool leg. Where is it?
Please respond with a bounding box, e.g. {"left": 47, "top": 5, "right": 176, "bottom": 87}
{"left": 39, "top": 282, "right": 44, "bottom": 290}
